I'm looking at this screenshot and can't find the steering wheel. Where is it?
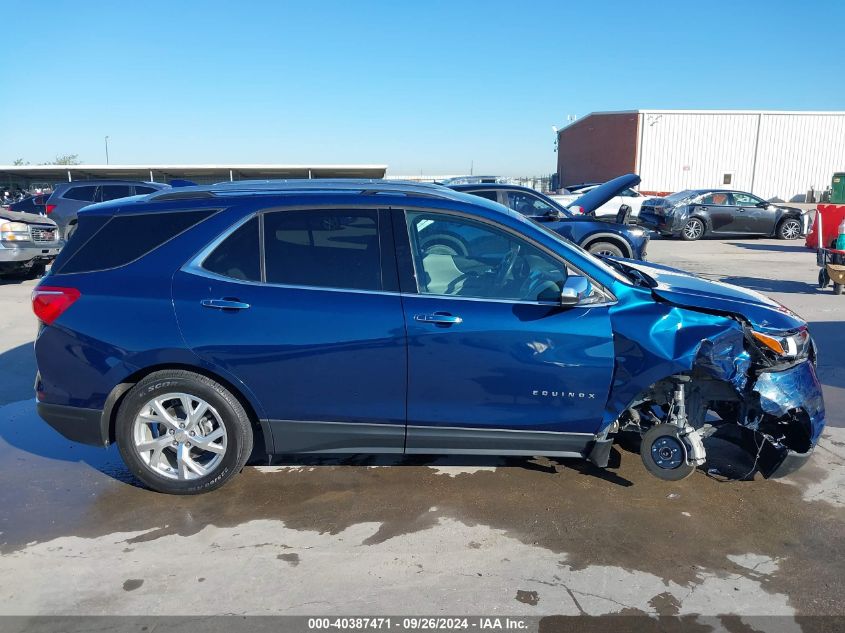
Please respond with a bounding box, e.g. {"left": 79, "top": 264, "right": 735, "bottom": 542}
{"left": 495, "top": 245, "right": 521, "bottom": 286}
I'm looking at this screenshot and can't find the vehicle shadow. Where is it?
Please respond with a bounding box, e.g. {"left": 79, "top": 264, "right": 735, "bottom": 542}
{"left": 719, "top": 276, "right": 820, "bottom": 295}
{"left": 727, "top": 242, "right": 811, "bottom": 253}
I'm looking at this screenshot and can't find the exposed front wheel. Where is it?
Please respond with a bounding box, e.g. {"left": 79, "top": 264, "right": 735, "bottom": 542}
{"left": 640, "top": 424, "right": 696, "bottom": 481}
{"left": 116, "top": 370, "right": 253, "bottom": 494}
{"left": 681, "top": 218, "right": 705, "bottom": 241}
{"left": 777, "top": 218, "right": 802, "bottom": 240}
{"left": 587, "top": 241, "right": 625, "bottom": 257}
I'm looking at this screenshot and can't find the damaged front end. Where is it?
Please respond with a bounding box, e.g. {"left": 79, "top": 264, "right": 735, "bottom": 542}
{"left": 598, "top": 263, "right": 825, "bottom": 481}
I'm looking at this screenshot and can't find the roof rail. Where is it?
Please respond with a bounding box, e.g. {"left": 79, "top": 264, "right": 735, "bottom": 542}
{"left": 151, "top": 190, "right": 218, "bottom": 201}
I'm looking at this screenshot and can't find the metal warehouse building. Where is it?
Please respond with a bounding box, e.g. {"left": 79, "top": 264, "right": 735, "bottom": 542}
{"left": 556, "top": 110, "right": 845, "bottom": 201}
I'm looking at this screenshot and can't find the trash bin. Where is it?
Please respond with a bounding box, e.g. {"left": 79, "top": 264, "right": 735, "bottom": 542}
{"left": 832, "top": 173, "right": 845, "bottom": 204}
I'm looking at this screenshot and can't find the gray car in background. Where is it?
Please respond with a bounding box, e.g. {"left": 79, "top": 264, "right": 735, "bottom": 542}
{"left": 46, "top": 180, "right": 169, "bottom": 239}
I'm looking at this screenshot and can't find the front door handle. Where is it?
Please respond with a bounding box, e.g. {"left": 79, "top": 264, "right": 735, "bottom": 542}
{"left": 414, "top": 313, "right": 463, "bottom": 325}
{"left": 201, "top": 299, "right": 251, "bottom": 310}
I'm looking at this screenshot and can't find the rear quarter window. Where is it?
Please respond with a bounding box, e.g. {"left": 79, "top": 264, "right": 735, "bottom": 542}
{"left": 62, "top": 185, "right": 98, "bottom": 202}
{"left": 52, "top": 209, "right": 216, "bottom": 274}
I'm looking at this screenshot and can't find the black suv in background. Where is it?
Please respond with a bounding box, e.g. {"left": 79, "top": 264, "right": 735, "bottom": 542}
{"left": 46, "top": 180, "right": 170, "bottom": 239}
{"left": 448, "top": 176, "right": 650, "bottom": 259}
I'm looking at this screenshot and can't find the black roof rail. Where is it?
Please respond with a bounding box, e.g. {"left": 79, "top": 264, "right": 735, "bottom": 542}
{"left": 151, "top": 190, "right": 218, "bottom": 201}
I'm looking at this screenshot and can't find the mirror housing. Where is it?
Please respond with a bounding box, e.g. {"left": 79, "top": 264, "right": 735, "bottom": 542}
{"left": 560, "top": 276, "right": 593, "bottom": 306}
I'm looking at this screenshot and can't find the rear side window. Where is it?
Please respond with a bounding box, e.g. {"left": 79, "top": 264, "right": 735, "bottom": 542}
{"left": 134, "top": 186, "right": 158, "bottom": 195}
{"left": 263, "top": 209, "right": 382, "bottom": 291}
{"left": 53, "top": 210, "right": 215, "bottom": 274}
{"left": 470, "top": 190, "right": 499, "bottom": 202}
{"left": 101, "top": 185, "right": 133, "bottom": 201}
{"left": 203, "top": 218, "right": 260, "bottom": 282}
{"left": 62, "top": 185, "right": 97, "bottom": 202}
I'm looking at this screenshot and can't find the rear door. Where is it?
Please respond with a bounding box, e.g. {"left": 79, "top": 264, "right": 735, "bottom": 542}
{"left": 397, "top": 208, "right": 615, "bottom": 455}
{"left": 173, "top": 207, "right": 408, "bottom": 453}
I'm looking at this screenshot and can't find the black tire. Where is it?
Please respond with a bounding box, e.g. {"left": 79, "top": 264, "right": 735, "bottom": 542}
{"left": 835, "top": 282, "right": 844, "bottom": 296}
{"left": 681, "top": 218, "right": 705, "bottom": 241}
{"left": 116, "top": 370, "right": 253, "bottom": 494}
{"left": 777, "top": 217, "right": 802, "bottom": 240}
{"left": 65, "top": 222, "right": 77, "bottom": 241}
{"left": 819, "top": 269, "right": 829, "bottom": 289}
{"left": 26, "top": 263, "right": 46, "bottom": 279}
{"left": 587, "top": 241, "right": 625, "bottom": 257}
{"left": 640, "top": 424, "right": 696, "bottom": 481}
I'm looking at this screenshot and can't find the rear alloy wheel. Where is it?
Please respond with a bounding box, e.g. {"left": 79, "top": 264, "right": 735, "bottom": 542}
{"left": 587, "top": 241, "right": 624, "bottom": 258}
{"left": 777, "top": 218, "right": 802, "bottom": 240}
{"left": 681, "top": 218, "right": 704, "bottom": 241}
{"left": 640, "top": 423, "right": 696, "bottom": 481}
{"left": 116, "top": 370, "right": 253, "bottom": 494}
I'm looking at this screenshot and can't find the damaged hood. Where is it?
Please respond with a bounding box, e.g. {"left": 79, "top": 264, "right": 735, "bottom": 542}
{"left": 568, "top": 173, "right": 641, "bottom": 214}
{"left": 0, "top": 208, "right": 57, "bottom": 226}
{"left": 619, "top": 260, "right": 805, "bottom": 332}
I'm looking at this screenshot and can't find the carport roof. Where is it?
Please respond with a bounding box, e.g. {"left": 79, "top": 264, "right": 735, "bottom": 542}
{"left": 0, "top": 164, "right": 388, "bottom": 184}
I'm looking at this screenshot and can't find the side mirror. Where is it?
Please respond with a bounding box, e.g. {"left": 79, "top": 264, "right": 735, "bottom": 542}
{"left": 560, "top": 276, "right": 593, "bottom": 306}
{"left": 756, "top": 201, "right": 768, "bottom": 208}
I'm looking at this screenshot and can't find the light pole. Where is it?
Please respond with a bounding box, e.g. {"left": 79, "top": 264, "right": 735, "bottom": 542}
{"left": 104, "top": 136, "right": 110, "bottom": 165}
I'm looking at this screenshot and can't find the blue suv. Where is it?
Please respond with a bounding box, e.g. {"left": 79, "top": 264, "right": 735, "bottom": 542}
{"left": 33, "top": 180, "right": 825, "bottom": 494}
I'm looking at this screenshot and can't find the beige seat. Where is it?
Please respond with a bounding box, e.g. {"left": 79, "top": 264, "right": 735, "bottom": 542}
{"left": 421, "top": 253, "right": 466, "bottom": 295}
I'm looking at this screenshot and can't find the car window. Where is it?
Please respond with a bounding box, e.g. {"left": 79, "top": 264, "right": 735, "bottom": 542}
{"left": 469, "top": 190, "right": 498, "bottom": 202}
{"left": 700, "top": 192, "right": 733, "bottom": 206}
{"left": 100, "top": 185, "right": 133, "bottom": 201}
{"left": 62, "top": 185, "right": 97, "bottom": 202}
{"left": 733, "top": 192, "right": 763, "bottom": 206}
{"left": 52, "top": 210, "right": 216, "bottom": 275}
{"left": 203, "top": 217, "right": 261, "bottom": 282}
{"left": 263, "top": 209, "right": 382, "bottom": 291}
{"left": 134, "top": 185, "right": 158, "bottom": 195}
{"left": 406, "top": 211, "right": 568, "bottom": 303}
{"left": 506, "top": 192, "right": 555, "bottom": 217}
{"left": 621, "top": 188, "right": 639, "bottom": 197}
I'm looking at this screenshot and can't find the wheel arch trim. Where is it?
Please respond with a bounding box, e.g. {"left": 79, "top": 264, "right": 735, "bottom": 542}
{"left": 580, "top": 232, "right": 633, "bottom": 258}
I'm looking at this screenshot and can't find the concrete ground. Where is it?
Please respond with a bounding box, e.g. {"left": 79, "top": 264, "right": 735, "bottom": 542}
{"left": 0, "top": 236, "right": 843, "bottom": 622}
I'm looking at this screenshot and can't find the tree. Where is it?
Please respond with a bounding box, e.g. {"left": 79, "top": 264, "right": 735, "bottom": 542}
{"left": 12, "top": 158, "right": 29, "bottom": 166}
{"left": 51, "top": 154, "right": 81, "bottom": 165}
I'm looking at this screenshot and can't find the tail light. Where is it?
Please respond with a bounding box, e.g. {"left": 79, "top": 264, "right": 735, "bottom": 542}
{"left": 32, "top": 286, "right": 81, "bottom": 325}
{"left": 45, "top": 204, "right": 56, "bottom": 214}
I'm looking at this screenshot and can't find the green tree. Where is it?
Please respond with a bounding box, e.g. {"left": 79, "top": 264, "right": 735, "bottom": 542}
{"left": 50, "top": 154, "right": 81, "bottom": 165}
{"left": 12, "top": 158, "right": 30, "bottom": 166}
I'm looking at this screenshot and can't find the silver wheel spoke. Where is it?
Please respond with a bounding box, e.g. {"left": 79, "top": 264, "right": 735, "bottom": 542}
{"left": 136, "top": 435, "right": 172, "bottom": 453}
{"left": 193, "top": 427, "right": 226, "bottom": 454}
{"left": 189, "top": 401, "right": 209, "bottom": 427}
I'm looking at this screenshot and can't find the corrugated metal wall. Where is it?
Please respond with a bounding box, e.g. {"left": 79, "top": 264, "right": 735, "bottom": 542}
{"left": 638, "top": 112, "right": 845, "bottom": 201}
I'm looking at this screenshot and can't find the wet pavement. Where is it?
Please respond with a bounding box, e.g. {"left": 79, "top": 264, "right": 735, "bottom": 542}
{"left": 0, "top": 238, "right": 843, "bottom": 619}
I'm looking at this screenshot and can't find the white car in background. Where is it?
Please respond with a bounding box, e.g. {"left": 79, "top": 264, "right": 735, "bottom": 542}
{"left": 552, "top": 184, "right": 648, "bottom": 218}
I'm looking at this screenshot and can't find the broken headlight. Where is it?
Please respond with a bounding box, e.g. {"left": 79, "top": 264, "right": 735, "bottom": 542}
{"left": 0, "top": 221, "right": 32, "bottom": 243}
{"left": 747, "top": 326, "right": 812, "bottom": 362}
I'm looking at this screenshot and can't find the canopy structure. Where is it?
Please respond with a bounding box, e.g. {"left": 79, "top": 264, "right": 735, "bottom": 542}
{"left": 0, "top": 164, "right": 388, "bottom": 189}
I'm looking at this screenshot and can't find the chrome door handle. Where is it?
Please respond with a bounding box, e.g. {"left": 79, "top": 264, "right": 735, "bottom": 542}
{"left": 414, "top": 313, "right": 462, "bottom": 325}
{"left": 201, "top": 299, "right": 251, "bottom": 310}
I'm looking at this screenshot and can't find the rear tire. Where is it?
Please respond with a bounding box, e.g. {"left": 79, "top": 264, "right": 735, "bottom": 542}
{"left": 681, "top": 218, "right": 705, "bottom": 241}
{"left": 835, "top": 282, "right": 844, "bottom": 295}
{"left": 116, "top": 370, "right": 253, "bottom": 494}
{"left": 587, "top": 241, "right": 625, "bottom": 258}
{"left": 777, "top": 218, "right": 802, "bottom": 240}
{"left": 65, "top": 223, "right": 77, "bottom": 241}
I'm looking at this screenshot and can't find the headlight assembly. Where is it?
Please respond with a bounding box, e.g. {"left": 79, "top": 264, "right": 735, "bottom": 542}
{"left": 748, "top": 326, "right": 812, "bottom": 361}
{"left": 0, "top": 221, "right": 32, "bottom": 243}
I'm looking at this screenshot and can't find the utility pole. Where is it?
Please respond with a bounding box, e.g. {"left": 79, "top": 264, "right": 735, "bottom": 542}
{"left": 104, "top": 136, "right": 110, "bottom": 165}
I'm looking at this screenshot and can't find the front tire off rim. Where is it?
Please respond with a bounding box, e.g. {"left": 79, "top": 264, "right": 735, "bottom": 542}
{"left": 132, "top": 392, "right": 228, "bottom": 480}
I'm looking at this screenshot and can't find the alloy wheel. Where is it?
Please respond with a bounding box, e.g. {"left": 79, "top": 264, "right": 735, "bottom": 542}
{"left": 782, "top": 220, "right": 801, "bottom": 240}
{"left": 683, "top": 219, "right": 703, "bottom": 240}
{"left": 132, "top": 392, "right": 228, "bottom": 480}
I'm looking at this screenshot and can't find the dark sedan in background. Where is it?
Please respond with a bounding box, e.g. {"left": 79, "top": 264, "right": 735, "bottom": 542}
{"left": 448, "top": 176, "right": 650, "bottom": 259}
{"left": 638, "top": 189, "right": 808, "bottom": 241}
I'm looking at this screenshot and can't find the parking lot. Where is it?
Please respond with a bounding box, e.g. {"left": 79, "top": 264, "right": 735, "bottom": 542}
{"left": 0, "top": 236, "right": 843, "bottom": 619}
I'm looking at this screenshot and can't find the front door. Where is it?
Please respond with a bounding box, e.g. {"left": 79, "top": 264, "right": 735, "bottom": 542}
{"left": 733, "top": 192, "right": 776, "bottom": 234}
{"left": 398, "top": 209, "right": 615, "bottom": 455}
{"left": 173, "top": 208, "right": 407, "bottom": 453}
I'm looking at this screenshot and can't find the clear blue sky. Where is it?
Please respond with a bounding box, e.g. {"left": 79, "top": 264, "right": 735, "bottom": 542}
{"left": 2, "top": 0, "right": 843, "bottom": 175}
